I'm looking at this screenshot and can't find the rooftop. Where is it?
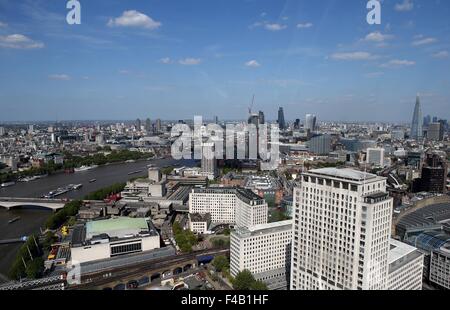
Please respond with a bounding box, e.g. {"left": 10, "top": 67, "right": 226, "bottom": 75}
{"left": 388, "top": 239, "right": 423, "bottom": 274}
{"left": 85, "top": 217, "right": 157, "bottom": 240}
{"left": 233, "top": 220, "right": 292, "bottom": 237}
{"left": 308, "top": 168, "right": 378, "bottom": 182}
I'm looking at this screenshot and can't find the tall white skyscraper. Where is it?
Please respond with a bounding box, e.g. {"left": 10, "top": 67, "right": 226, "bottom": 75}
{"left": 291, "top": 168, "right": 393, "bottom": 290}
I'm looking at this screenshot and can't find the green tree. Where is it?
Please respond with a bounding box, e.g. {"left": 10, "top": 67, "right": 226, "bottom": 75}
{"left": 212, "top": 255, "right": 229, "bottom": 272}
{"left": 250, "top": 280, "right": 268, "bottom": 290}
{"left": 233, "top": 270, "right": 256, "bottom": 290}
{"left": 25, "top": 257, "right": 44, "bottom": 279}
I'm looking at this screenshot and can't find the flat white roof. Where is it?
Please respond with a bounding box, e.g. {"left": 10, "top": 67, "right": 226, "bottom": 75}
{"left": 388, "top": 239, "right": 417, "bottom": 265}
{"left": 233, "top": 220, "right": 293, "bottom": 237}
{"left": 308, "top": 168, "right": 378, "bottom": 182}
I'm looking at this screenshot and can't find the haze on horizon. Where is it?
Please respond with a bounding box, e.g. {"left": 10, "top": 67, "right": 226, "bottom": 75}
{"left": 0, "top": 0, "right": 449, "bottom": 122}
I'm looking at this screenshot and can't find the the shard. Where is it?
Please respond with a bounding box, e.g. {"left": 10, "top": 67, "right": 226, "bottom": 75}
{"left": 411, "top": 95, "right": 423, "bottom": 140}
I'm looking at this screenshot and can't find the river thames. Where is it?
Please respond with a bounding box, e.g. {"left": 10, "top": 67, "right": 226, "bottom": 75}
{"left": 0, "top": 158, "right": 195, "bottom": 281}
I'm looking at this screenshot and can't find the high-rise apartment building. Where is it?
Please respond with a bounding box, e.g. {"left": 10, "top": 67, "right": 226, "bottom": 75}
{"left": 411, "top": 95, "right": 423, "bottom": 140}
{"left": 291, "top": 168, "right": 393, "bottom": 290}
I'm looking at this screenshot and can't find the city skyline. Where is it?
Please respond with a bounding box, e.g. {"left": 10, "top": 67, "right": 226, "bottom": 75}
{"left": 0, "top": 0, "right": 449, "bottom": 122}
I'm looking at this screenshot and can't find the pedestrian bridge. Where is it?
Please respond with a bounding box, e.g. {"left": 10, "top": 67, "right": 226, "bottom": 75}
{"left": 0, "top": 197, "right": 67, "bottom": 211}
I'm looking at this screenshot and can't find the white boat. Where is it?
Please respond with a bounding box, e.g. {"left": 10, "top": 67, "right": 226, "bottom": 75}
{"left": 74, "top": 165, "right": 98, "bottom": 172}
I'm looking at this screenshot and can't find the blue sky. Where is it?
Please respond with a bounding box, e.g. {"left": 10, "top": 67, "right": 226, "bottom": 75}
{"left": 0, "top": 0, "right": 449, "bottom": 122}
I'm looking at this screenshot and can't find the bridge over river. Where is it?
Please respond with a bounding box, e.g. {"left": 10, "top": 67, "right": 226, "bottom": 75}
{"left": 0, "top": 197, "right": 67, "bottom": 211}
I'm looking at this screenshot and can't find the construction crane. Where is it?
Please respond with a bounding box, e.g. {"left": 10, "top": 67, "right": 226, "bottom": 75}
{"left": 248, "top": 94, "right": 255, "bottom": 115}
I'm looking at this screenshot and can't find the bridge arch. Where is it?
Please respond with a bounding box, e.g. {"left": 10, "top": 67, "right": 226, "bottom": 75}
{"left": 0, "top": 200, "right": 65, "bottom": 211}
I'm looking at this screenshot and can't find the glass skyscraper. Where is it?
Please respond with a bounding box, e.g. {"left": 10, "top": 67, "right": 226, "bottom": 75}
{"left": 411, "top": 95, "right": 423, "bottom": 140}
{"left": 278, "top": 107, "right": 286, "bottom": 130}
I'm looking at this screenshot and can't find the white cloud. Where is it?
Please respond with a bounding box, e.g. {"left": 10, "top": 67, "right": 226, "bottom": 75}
{"left": 297, "top": 22, "right": 313, "bottom": 29}
{"left": 107, "top": 10, "right": 161, "bottom": 29}
{"left": 412, "top": 37, "right": 437, "bottom": 46}
{"left": 330, "top": 52, "right": 377, "bottom": 61}
{"left": 395, "top": 0, "right": 414, "bottom": 12}
{"left": 363, "top": 32, "right": 394, "bottom": 42}
{"left": 381, "top": 59, "right": 415, "bottom": 68}
{"left": 245, "top": 60, "right": 261, "bottom": 67}
{"left": 179, "top": 58, "right": 201, "bottom": 65}
{"left": 0, "top": 21, "right": 7, "bottom": 27}
{"left": 48, "top": 74, "right": 71, "bottom": 81}
{"left": 159, "top": 57, "right": 173, "bottom": 64}
{"left": 260, "top": 12, "right": 267, "bottom": 17}
{"left": 264, "top": 23, "right": 287, "bottom": 31}
{"left": 432, "top": 51, "right": 449, "bottom": 59}
{"left": 0, "top": 34, "right": 44, "bottom": 49}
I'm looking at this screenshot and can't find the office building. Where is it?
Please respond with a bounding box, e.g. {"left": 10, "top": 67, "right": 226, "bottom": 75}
{"left": 189, "top": 213, "right": 212, "bottom": 234}
{"left": 0, "top": 127, "right": 5, "bottom": 136}
{"left": 155, "top": 119, "right": 162, "bottom": 132}
{"left": 258, "top": 111, "right": 265, "bottom": 125}
{"left": 278, "top": 107, "right": 286, "bottom": 130}
{"left": 411, "top": 95, "right": 423, "bottom": 140}
{"left": 230, "top": 220, "right": 292, "bottom": 290}
{"left": 305, "top": 114, "right": 317, "bottom": 132}
{"left": 430, "top": 241, "right": 450, "bottom": 290}
{"left": 387, "top": 239, "right": 424, "bottom": 290}
{"left": 189, "top": 188, "right": 268, "bottom": 228}
{"left": 413, "top": 152, "right": 448, "bottom": 193}
{"left": 145, "top": 118, "right": 152, "bottom": 132}
{"left": 201, "top": 142, "right": 218, "bottom": 180}
{"left": 248, "top": 114, "right": 260, "bottom": 127}
{"left": 135, "top": 118, "right": 141, "bottom": 131}
{"left": 307, "top": 134, "right": 332, "bottom": 155}
{"left": 423, "top": 115, "right": 432, "bottom": 127}
{"left": 366, "top": 148, "right": 385, "bottom": 167}
{"left": 71, "top": 217, "right": 160, "bottom": 264}
{"left": 291, "top": 168, "right": 393, "bottom": 290}
{"left": 427, "top": 122, "right": 444, "bottom": 141}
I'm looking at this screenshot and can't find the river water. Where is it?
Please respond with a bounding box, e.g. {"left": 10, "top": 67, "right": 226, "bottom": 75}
{"left": 0, "top": 158, "right": 195, "bottom": 282}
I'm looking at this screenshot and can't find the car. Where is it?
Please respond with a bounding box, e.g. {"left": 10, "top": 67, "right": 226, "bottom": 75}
{"left": 138, "top": 276, "right": 150, "bottom": 286}
{"left": 127, "top": 280, "right": 139, "bottom": 289}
